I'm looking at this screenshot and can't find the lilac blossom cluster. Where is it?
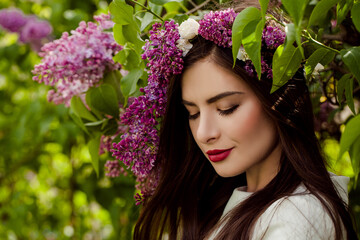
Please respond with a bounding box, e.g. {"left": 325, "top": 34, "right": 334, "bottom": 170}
{"left": 104, "top": 160, "right": 127, "bottom": 178}
{"left": 101, "top": 113, "right": 129, "bottom": 178}
{"left": 0, "top": 8, "right": 52, "bottom": 51}
{"left": 111, "top": 21, "right": 183, "bottom": 202}
{"left": 32, "top": 13, "right": 122, "bottom": 106}
{"left": 99, "top": 122, "right": 129, "bottom": 155}
{"left": 198, "top": 9, "right": 238, "bottom": 48}
{"left": 262, "top": 25, "right": 286, "bottom": 49}
{"left": 243, "top": 25, "right": 285, "bottom": 79}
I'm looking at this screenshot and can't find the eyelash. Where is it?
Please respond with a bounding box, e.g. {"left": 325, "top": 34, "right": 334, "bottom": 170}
{"left": 188, "top": 105, "right": 239, "bottom": 120}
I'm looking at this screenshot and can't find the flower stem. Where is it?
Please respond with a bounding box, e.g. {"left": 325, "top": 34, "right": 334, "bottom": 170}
{"left": 129, "top": 0, "right": 163, "bottom": 21}
{"left": 303, "top": 30, "right": 340, "bottom": 54}
{"left": 267, "top": 15, "right": 285, "bottom": 27}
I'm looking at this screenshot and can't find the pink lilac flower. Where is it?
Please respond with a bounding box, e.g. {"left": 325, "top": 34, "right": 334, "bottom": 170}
{"left": 19, "top": 18, "right": 52, "bottom": 43}
{"left": 198, "top": 9, "right": 238, "bottom": 48}
{"left": 32, "top": 13, "right": 122, "bottom": 106}
{"left": 0, "top": 9, "right": 27, "bottom": 32}
{"left": 111, "top": 21, "right": 183, "bottom": 203}
{"left": 104, "top": 160, "right": 127, "bottom": 177}
{"left": 0, "top": 9, "right": 52, "bottom": 52}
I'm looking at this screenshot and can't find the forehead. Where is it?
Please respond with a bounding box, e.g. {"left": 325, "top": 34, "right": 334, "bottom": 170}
{"left": 181, "top": 60, "right": 250, "bottom": 101}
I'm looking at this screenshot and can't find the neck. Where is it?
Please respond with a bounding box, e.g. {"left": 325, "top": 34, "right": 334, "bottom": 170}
{"left": 246, "top": 142, "right": 282, "bottom": 192}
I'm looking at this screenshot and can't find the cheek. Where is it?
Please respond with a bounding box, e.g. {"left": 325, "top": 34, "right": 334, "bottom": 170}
{"left": 230, "top": 101, "right": 264, "bottom": 137}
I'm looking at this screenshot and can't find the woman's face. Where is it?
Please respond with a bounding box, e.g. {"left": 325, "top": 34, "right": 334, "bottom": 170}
{"left": 181, "top": 59, "right": 280, "bottom": 178}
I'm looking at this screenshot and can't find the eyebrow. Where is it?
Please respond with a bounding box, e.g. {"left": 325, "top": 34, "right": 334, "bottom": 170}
{"left": 182, "top": 91, "right": 244, "bottom": 106}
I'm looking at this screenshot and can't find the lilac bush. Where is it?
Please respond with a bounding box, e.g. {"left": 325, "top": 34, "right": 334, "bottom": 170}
{"left": 32, "top": 13, "right": 122, "bottom": 106}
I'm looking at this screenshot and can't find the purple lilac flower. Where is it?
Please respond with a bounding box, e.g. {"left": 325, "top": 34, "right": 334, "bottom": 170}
{"left": 134, "top": 168, "right": 160, "bottom": 205}
{"left": 99, "top": 123, "right": 129, "bottom": 155}
{"left": 198, "top": 9, "right": 238, "bottom": 48}
{"left": 111, "top": 21, "right": 183, "bottom": 201}
{"left": 0, "top": 9, "right": 27, "bottom": 32}
{"left": 262, "top": 25, "right": 286, "bottom": 49}
{"left": 32, "top": 13, "right": 122, "bottom": 106}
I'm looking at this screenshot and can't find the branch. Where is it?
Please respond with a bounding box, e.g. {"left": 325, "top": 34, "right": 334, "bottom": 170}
{"left": 186, "top": 0, "right": 213, "bottom": 15}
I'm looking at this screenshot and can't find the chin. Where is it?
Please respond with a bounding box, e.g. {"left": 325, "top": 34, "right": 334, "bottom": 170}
{"left": 214, "top": 168, "right": 244, "bottom": 178}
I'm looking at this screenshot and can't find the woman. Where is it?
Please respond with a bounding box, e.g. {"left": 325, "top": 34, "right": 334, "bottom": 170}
{"left": 133, "top": 6, "right": 358, "bottom": 240}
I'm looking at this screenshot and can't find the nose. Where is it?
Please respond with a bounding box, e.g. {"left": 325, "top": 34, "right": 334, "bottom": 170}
{"left": 195, "top": 112, "right": 220, "bottom": 144}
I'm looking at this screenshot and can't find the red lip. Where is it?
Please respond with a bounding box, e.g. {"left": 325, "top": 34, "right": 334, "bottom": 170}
{"left": 206, "top": 148, "right": 233, "bottom": 162}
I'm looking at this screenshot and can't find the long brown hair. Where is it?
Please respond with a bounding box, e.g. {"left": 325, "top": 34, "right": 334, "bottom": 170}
{"left": 133, "top": 36, "right": 357, "bottom": 239}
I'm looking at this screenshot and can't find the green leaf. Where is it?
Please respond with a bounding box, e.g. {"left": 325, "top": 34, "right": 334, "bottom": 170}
{"left": 345, "top": 76, "right": 355, "bottom": 114}
{"left": 102, "top": 118, "right": 119, "bottom": 136}
{"left": 338, "top": 114, "right": 360, "bottom": 161}
{"left": 114, "top": 43, "right": 142, "bottom": 70}
{"left": 284, "top": 23, "right": 296, "bottom": 51}
{"left": 149, "top": 2, "right": 163, "bottom": 15}
{"left": 337, "top": 73, "right": 352, "bottom": 107}
{"left": 113, "top": 24, "right": 126, "bottom": 45}
{"left": 120, "top": 68, "right": 143, "bottom": 98}
{"left": 351, "top": 1, "right": 360, "bottom": 32}
{"left": 232, "top": 7, "right": 261, "bottom": 66}
{"left": 349, "top": 135, "right": 360, "bottom": 183}
{"left": 69, "top": 111, "right": 90, "bottom": 135}
{"left": 282, "top": 0, "right": 309, "bottom": 26}
{"left": 308, "top": 0, "right": 340, "bottom": 27}
{"left": 271, "top": 44, "right": 302, "bottom": 93}
{"left": 337, "top": 0, "right": 353, "bottom": 26}
{"left": 304, "top": 48, "right": 335, "bottom": 78}
{"left": 103, "top": 70, "right": 124, "bottom": 104}
{"left": 149, "top": 0, "right": 182, "bottom": 5}
{"left": 113, "top": 48, "right": 127, "bottom": 64}
{"left": 87, "top": 84, "right": 120, "bottom": 118}
{"left": 340, "top": 47, "right": 360, "bottom": 85}
{"left": 173, "top": 14, "right": 189, "bottom": 24}
{"left": 140, "top": 12, "right": 155, "bottom": 31}
{"left": 109, "top": 0, "right": 134, "bottom": 25}
{"left": 259, "top": 0, "right": 270, "bottom": 17}
{"left": 122, "top": 24, "right": 143, "bottom": 54}
{"left": 242, "top": 19, "right": 264, "bottom": 80}
{"left": 282, "top": 0, "right": 308, "bottom": 57}
{"left": 164, "top": 1, "right": 186, "bottom": 13}
{"left": 88, "top": 133, "right": 101, "bottom": 177}
{"left": 70, "top": 96, "right": 98, "bottom": 122}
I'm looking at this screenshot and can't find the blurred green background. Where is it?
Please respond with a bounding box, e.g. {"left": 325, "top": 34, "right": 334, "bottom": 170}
{"left": 0, "top": 0, "right": 359, "bottom": 239}
{"left": 0, "top": 0, "right": 138, "bottom": 239}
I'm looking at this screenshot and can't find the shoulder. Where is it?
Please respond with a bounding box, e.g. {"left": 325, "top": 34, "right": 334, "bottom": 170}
{"left": 252, "top": 185, "right": 338, "bottom": 240}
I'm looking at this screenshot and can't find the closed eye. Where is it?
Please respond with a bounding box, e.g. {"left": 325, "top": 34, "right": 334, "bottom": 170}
{"left": 188, "top": 112, "right": 200, "bottom": 120}
{"left": 218, "top": 105, "right": 239, "bottom": 116}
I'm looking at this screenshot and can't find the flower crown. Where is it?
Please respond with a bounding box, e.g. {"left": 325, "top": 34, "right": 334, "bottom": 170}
{"left": 111, "top": 8, "right": 286, "bottom": 204}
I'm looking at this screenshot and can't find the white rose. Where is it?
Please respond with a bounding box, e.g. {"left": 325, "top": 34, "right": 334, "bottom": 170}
{"left": 236, "top": 47, "right": 250, "bottom": 61}
{"left": 178, "top": 18, "right": 200, "bottom": 39}
{"left": 177, "top": 38, "right": 193, "bottom": 57}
